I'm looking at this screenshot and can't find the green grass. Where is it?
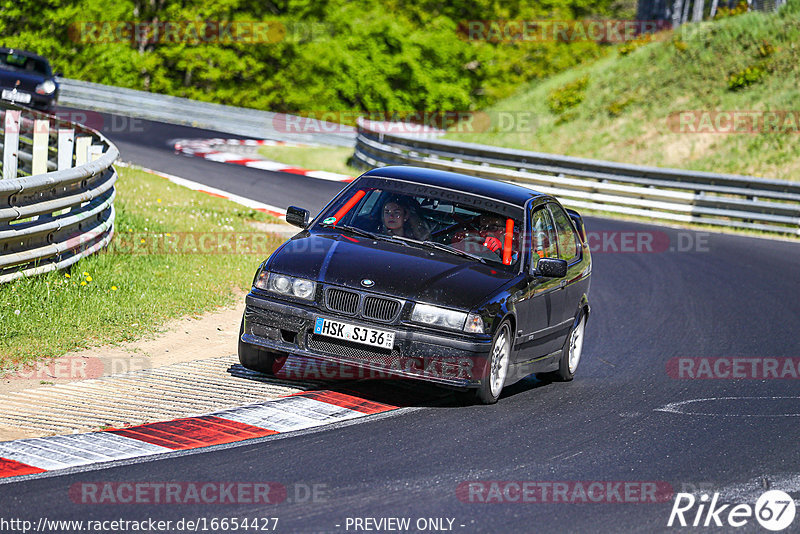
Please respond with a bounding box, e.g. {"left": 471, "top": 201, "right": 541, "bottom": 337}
{"left": 0, "top": 167, "right": 285, "bottom": 367}
{"left": 257, "top": 145, "right": 360, "bottom": 176}
{"left": 445, "top": 2, "right": 800, "bottom": 181}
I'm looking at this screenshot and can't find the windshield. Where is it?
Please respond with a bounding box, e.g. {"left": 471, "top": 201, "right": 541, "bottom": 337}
{"left": 316, "top": 177, "right": 524, "bottom": 267}
{"left": 0, "top": 53, "right": 51, "bottom": 76}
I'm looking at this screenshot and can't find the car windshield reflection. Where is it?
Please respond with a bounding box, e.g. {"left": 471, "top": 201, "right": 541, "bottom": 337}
{"left": 317, "top": 182, "right": 523, "bottom": 267}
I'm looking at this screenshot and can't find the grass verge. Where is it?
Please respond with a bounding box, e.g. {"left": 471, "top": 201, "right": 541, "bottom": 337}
{"left": 257, "top": 145, "right": 360, "bottom": 176}
{"left": 0, "top": 166, "right": 285, "bottom": 368}
{"left": 445, "top": 3, "right": 800, "bottom": 181}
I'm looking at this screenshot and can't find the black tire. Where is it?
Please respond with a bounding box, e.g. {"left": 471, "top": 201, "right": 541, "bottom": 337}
{"left": 541, "top": 311, "right": 586, "bottom": 382}
{"left": 473, "top": 320, "right": 513, "bottom": 404}
{"left": 237, "top": 318, "right": 279, "bottom": 376}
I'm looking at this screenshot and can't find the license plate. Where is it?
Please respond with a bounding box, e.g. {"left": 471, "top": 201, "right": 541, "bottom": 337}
{"left": 1, "top": 89, "right": 31, "bottom": 104}
{"left": 314, "top": 317, "right": 395, "bottom": 350}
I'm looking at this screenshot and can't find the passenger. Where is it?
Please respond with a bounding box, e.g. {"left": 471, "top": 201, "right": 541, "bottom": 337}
{"left": 380, "top": 196, "right": 430, "bottom": 240}
{"left": 453, "top": 214, "right": 516, "bottom": 260}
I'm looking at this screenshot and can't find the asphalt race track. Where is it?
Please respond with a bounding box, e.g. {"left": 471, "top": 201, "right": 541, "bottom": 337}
{"left": 2, "top": 111, "right": 798, "bottom": 533}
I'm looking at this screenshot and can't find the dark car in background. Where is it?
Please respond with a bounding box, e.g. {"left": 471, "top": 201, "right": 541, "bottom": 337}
{"left": 0, "top": 48, "right": 59, "bottom": 111}
{"left": 239, "top": 166, "right": 592, "bottom": 403}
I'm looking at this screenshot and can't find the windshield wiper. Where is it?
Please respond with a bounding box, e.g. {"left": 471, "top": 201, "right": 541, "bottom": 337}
{"left": 420, "top": 240, "right": 487, "bottom": 264}
{"left": 320, "top": 223, "right": 379, "bottom": 240}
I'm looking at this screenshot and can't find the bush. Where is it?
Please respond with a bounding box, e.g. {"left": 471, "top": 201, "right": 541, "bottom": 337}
{"left": 619, "top": 34, "right": 652, "bottom": 56}
{"left": 547, "top": 76, "right": 589, "bottom": 115}
{"left": 727, "top": 65, "right": 767, "bottom": 89}
{"left": 715, "top": 0, "right": 749, "bottom": 19}
{"left": 757, "top": 39, "right": 775, "bottom": 58}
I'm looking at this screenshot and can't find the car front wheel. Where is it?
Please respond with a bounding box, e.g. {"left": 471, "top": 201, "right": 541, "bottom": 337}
{"left": 474, "top": 320, "right": 512, "bottom": 404}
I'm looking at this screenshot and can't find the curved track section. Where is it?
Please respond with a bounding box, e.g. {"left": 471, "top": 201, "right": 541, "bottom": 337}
{"left": 1, "top": 110, "right": 797, "bottom": 533}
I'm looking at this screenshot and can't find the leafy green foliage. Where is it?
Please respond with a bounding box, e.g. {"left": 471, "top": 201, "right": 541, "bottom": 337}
{"left": 0, "top": 0, "right": 636, "bottom": 113}
{"left": 727, "top": 65, "right": 767, "bottom": 89}
{"left": 618, "top": 33, "right": 652, "bottom": 56}
{"left": 606, "top": 94, "right": 636, "bottom": 116}
{"left": 547, "top": 76, "right": 589, "bottom": 115}
{"left": 714, "top": 0, "right": 749, "bottom": 19}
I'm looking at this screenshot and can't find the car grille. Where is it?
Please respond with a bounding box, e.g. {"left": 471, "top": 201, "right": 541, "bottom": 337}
{"left": 307, "top": 334, "right": 401, "bottom": 367}
{"left": 326, "top": 288, "right": 359, "bottom": 315}
{"left": 362, "top": 296, "right": 400, "bottom": 322}
{"left": 324, "top": 288, "right": 402, "bottom": 323}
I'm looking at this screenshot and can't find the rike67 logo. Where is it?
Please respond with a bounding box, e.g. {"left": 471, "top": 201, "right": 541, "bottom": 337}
{"left": 668, "top": 490, "right": 796, "bottom": 531}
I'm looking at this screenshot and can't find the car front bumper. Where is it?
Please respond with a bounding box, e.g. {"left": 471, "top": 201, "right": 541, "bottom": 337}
{"left": 242, "top": 292, "right": 493, "bottom": 388}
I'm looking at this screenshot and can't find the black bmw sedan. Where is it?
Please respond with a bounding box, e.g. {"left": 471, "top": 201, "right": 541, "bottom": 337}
{"left": 239, "top": 166, "right": 591, "bottom": 403}
{"left": 0, "top": 48, "right": 59, "bottom": 112}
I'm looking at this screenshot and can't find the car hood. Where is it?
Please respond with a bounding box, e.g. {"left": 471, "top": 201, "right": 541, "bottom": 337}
{"left": 0, "top": 69, "right": 49, "bottom": 92}
{"left": 267, "top": 232, "right": 515, "bottom": 310}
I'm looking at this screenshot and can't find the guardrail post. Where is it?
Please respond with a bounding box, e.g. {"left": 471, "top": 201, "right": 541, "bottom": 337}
{"left": 32, "top": 119, "right": 50, "bottom": 176}
{"left": 57, "top": 129, "right": 75, "bottom": 170}
{"left": 2, "top": 110, "right": 20, "bottom": 180}
{"left": 75, "top": 136, "right": 91, "bottom": 166}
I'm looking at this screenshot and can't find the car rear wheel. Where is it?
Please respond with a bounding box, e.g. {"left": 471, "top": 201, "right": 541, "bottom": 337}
{"left": 474, "top": 320, "right": 512, "bottom": 404}
{"left": 547, "top": 311, "right": 586, "bottom": 382}
{"left": 237, "top": 318, "right": 278, "bottom": 376}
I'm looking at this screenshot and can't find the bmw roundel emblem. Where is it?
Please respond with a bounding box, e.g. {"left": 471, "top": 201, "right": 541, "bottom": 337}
{"left": 361, "top": 279, "right": 375, "bottom": 288}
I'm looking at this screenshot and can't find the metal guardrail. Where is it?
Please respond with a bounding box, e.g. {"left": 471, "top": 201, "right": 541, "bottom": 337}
{"left": 354, "top": 119, "right": 800, "bottom": 235}
{"left": 57, "top": 78, "right": 355, "bottom": 147}
{"left": 0, "top": 103, "right": 118, "bottom": 283}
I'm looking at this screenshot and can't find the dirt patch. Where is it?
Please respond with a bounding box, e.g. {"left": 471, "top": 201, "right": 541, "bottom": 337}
{"left": 0, "top": 293, "right": 247, "bottom": 398}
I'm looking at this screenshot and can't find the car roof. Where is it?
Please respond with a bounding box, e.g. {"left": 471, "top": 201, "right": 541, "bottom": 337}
{"left": 0, "top": 48, "right": 51, "bottom": 63}
{"left": 360, "top": 166, "right": 548, "bottom": 207}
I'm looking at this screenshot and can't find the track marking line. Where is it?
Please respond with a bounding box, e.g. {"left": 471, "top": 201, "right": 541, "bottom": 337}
{"left": 655, "top": 396, "right": 800, "bottom": 417}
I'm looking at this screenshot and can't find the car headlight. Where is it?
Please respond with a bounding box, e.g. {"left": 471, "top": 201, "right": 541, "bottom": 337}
{"left": 255, "top": 271, "right": 316, "bottom": 301}
{"left": 411, "top": 303, "right": 467, "bottom": 331}
{"left": 35, "top": 80, "right": 56, "bottom": 95}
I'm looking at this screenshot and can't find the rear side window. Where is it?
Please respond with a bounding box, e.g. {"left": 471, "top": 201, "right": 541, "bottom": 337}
{"left": 549, "top": 203, "right": 579, "bottom": 262}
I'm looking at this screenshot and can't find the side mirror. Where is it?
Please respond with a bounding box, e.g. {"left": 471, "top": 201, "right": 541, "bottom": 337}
{"left": 285, "top": 206, "right": 310, "bottom": 228}
{"left": 536, "top": 258, "right": 567, "bottom": 278}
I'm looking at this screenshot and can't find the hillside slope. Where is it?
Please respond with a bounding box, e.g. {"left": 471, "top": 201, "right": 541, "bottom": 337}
{"left": 446, "top": 1, "right": 800, "bottom": 181}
